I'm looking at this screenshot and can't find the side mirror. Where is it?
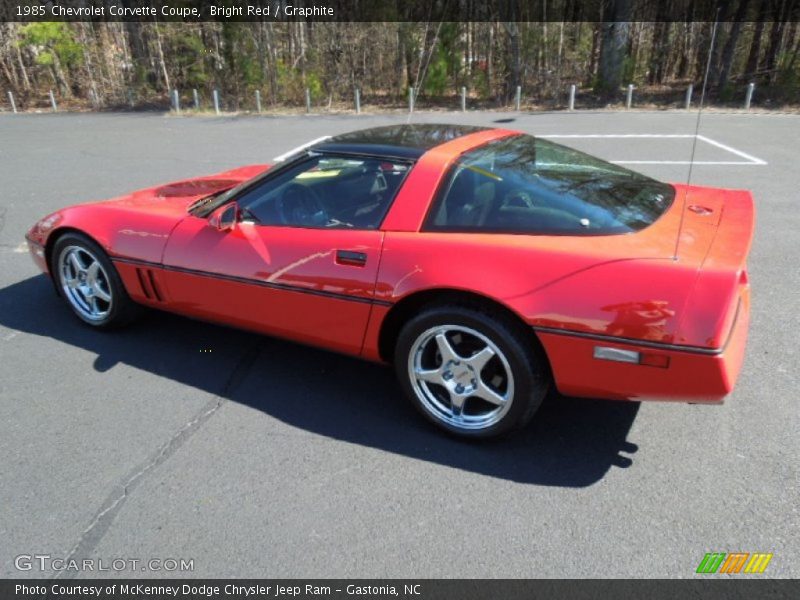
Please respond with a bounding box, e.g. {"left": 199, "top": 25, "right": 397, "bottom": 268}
{"left": 208, "top": 202, "right": 239, "bottom": 232}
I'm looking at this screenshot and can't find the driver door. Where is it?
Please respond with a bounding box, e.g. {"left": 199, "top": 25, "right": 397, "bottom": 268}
{"left": 160, "top": 154, "right": 408, "bottom": 356}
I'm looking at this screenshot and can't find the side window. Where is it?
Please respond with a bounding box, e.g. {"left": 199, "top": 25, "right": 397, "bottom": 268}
{"left": 237, "top": 155, "right": 411, "bottom": 229}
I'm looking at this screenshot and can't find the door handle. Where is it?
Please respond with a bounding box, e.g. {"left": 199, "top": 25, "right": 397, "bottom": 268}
{"left": 335, "top": 250, "right": 367, "bottom": 267}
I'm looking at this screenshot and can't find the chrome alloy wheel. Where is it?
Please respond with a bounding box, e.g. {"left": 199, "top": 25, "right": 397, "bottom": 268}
{"left": 407, "top": 325, "right": 515, "bottom": 431}
{"left": 57, "top": 245, "right": 113, "bottom": 322}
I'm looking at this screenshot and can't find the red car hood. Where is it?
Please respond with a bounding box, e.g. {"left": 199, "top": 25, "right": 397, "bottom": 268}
{"left": 100, "top": 164, "right": 271, "bottom": 216}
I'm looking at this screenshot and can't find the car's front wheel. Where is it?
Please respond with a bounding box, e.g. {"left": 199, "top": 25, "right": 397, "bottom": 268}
{"left": 52, "top": 233, "right": 140, "bottom": 328}
{"left": 394, "top": 305, "right": 549, "bottom": 438}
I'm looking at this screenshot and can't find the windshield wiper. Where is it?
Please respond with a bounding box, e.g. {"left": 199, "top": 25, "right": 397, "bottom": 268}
{"left": 189, "top": 190, "right": 227, "bottom": 213}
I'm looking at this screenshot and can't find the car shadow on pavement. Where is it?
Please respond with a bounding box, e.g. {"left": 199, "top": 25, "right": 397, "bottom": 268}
{"left": 0, "top": 275, "right": 640, "bottom": 488}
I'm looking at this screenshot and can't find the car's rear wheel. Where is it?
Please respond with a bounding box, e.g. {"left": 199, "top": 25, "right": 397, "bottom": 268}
{"left": 394, "top": 305, "right": 548, "bottom": 438}
{"left": 52, "top": 233, "right": 139, "bottom": 328}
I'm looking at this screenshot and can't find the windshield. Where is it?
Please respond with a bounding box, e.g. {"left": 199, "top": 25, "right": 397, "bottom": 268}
{"left": 189, "top": 153, "right": 312, "bottom": 217}
{"left": 426, "top": 134, "right": 675, "bottom": 235}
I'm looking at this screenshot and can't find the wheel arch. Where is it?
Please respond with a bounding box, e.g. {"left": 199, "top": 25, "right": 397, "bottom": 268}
{"left": 45, "top": 227, "right": 107, "bottom": 275}
{"left": 377, "top": 288, "right": 550, "bottom": 370}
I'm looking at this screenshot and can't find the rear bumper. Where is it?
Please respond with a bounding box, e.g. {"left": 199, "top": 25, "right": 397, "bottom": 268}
{"left": 536, "top": 287, "right": 750, "bottom": 403}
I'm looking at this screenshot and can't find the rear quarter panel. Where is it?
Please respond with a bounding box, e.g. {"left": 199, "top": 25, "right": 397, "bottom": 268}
{"left": 367, "top": 230, "right": 699, "bottom": 352}
{"left": 367, "top": 183, "right": 753, "bottom": 403}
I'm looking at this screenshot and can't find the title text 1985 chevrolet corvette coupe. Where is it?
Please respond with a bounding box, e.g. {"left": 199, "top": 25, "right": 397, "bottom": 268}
{"left": 26, "top": 125, "right": 754, "bottom": 437}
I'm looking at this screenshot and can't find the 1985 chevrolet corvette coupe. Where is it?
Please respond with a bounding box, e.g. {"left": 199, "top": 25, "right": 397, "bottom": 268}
{"left": 26, "top": 125, "right": 754, "bottom": 437}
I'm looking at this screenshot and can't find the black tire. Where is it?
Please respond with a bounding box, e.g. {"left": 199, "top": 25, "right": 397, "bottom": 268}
{"left": 394, "top": 304, "right": 549, "bottom": 439}
{"left": 51, "top": 232, "right": 141, "bottom": 329}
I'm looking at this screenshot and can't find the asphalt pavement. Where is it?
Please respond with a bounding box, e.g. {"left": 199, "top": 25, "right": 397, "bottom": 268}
{"left": 0, "top": 109, "right": 797, "bottom": 578}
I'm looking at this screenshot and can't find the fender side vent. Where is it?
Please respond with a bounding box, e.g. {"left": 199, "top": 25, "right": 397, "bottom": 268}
{"left": 136, "top": 268, "right": 163, "bottom": 302}
{"left": 147, "top": 270, "right": 163, "bottom": 301}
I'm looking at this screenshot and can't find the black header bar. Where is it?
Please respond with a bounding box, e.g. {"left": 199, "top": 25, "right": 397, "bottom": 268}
{"left": 2, "top": 0, "right": 799, "bottom": 23}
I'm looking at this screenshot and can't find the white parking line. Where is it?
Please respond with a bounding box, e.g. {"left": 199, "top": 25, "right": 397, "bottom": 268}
{"left": 542, "top": 134, "right": 696, "bottom": 138}
{"left": 539, "top": 134, "right": 768, "bottom": 166}
{"left": 695, "top": 134, "right": 767, "bottom": 165}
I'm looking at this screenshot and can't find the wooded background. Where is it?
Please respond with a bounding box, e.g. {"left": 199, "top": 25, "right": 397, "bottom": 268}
{"left": 2, "top": 3, "right": 799, "bottom": 111}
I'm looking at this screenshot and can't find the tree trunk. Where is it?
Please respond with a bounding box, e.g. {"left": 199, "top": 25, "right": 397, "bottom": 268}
{"left": 396, "top": 24, "right": 407, "bottom": 92}
{"left": 764, "top": 0, "right": 795, "bottom": 83}
{"left": 695, "top": 23, "right": 715, "bottom": 85}
{"left": 465, "top": 21, "right": 472, "bottom": 79}
{"left": 51, "top": 52, "right": 70, "bottom": 97}
{"left": 588, "top": 23, "right": 600, "bottom": 86}
{"left": 14, "top": 39, "right": 31, "bottom": 91}
{"left": 716, "top": 0, "right": 750, "bottom": 93}
{"left": 648, "top": 21, "right": 671, "bottom": 84}
{"left": 786, "top": 25, "right": 800, "bottom": 73}
{"left": 153, "top": 23, "right": 171, "bottom": 92}
{"left": 487, "top": 23, "right": 494, "bottom": 98}
{"left": 745, "top": 0, "right": 767, "bottom": 77}
{"left": 596, "top": 0, "right": 632, "bottom": 98}
{"left": 503, "top": 21, "right": 521, "bottom": 100}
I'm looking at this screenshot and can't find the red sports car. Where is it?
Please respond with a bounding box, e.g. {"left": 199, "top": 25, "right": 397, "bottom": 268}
{"left": 26, "top": 125, "right": 754, "bottom": 438}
